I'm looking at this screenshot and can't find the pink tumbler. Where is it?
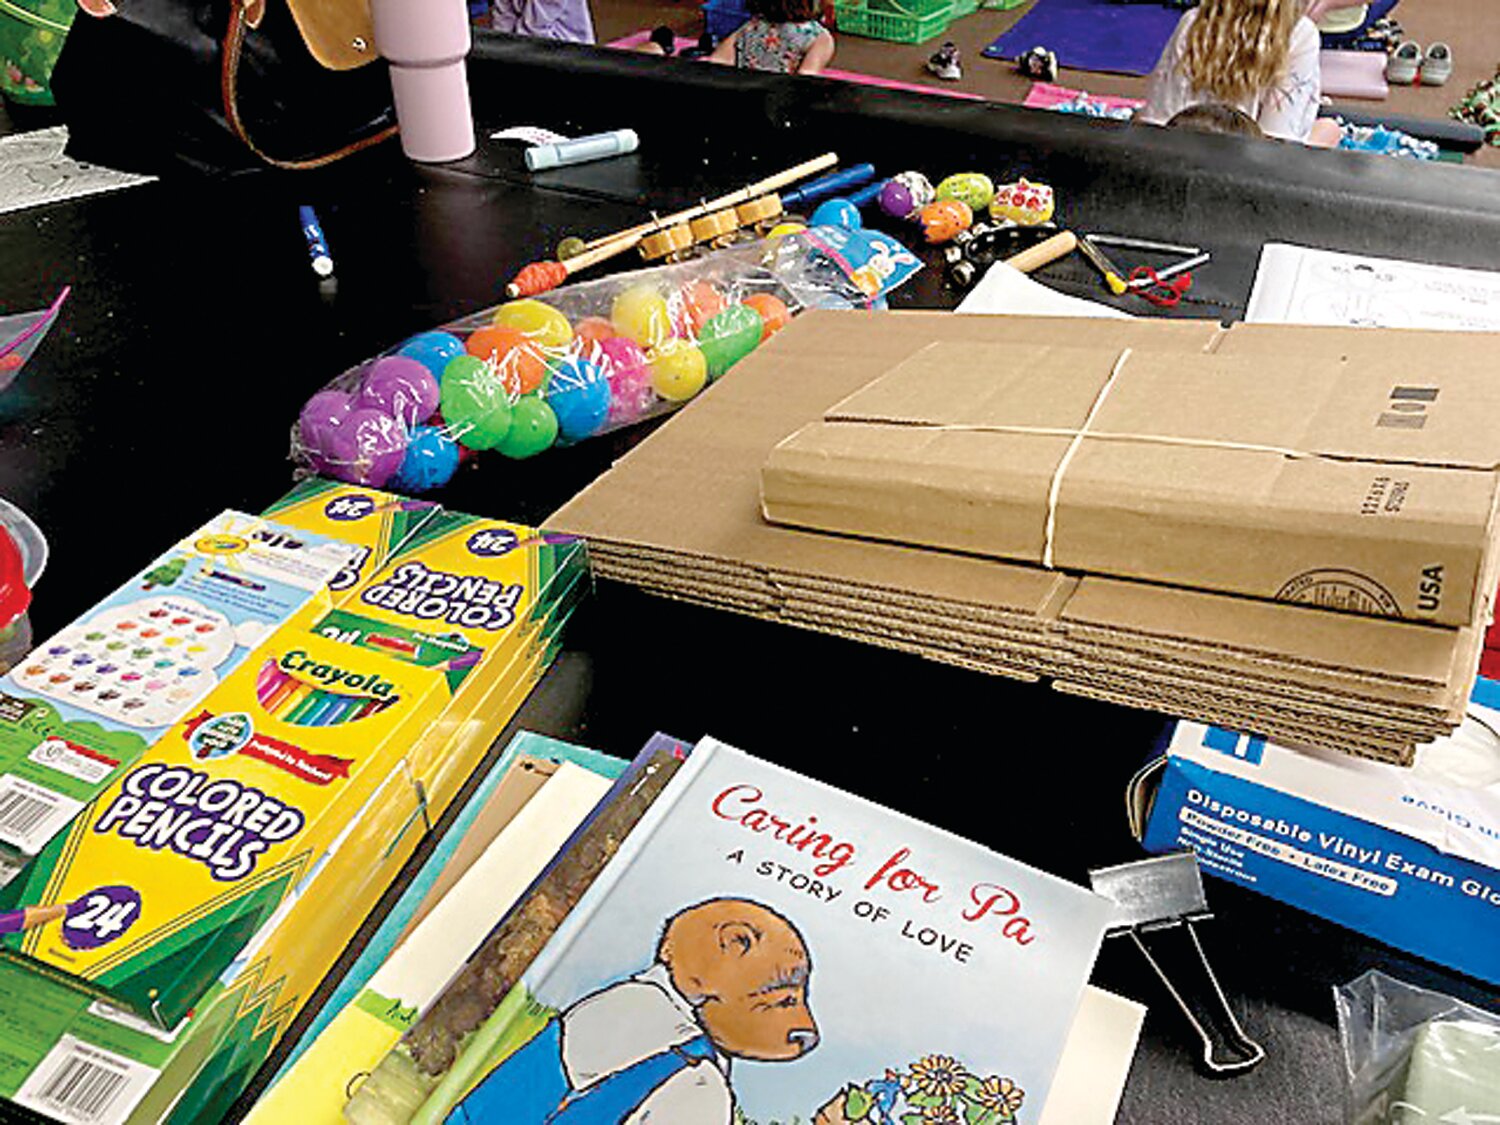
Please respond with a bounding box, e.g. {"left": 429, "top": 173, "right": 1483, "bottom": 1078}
{"left": 369, "top": 0, "right": 477, "bottom": 162}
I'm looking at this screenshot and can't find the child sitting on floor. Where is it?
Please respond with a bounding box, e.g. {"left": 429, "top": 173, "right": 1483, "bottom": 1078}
{"left": 1167, "top": 102, "right": 1266, "bottom": 137}
{"left": 1138, "top": 0, "right": 1341, "bottom": 146}
{"left": 707, "top": 0, "right": 836, "bottom": 75}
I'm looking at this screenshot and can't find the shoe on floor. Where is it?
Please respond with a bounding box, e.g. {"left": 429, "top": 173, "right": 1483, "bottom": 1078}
{"left": 927, "top": 42, "right": 962, "bottom": 81}
{"left": 1018, "top": 45, "right": 1058, "bottom": 81}
{"left": 648, "top": 25, "right": 677, "bottom": 56}
{"left": 1386, "top": 39, "right": 1421, "bottom": 84}
{"left": 1421, "top": 42, "right": 1453, "bottom": 86}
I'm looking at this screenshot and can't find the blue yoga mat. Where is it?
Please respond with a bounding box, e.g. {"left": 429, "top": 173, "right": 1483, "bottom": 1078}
{"left": 983, "top": 0, "right": 1185, "bottom": 77}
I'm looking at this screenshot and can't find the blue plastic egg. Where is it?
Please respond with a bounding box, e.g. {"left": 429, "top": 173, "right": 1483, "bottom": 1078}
{"left": 809, "top": 197, "right": 863, "bottom": 230}
{"left": 391, "top": 425, "right": 461, "bottom": 492}
{"left": 544, "top": 357, "right": 612, "bottom": 442}
{"left": 397, "top": 331, "right": 466, "bottom": 380}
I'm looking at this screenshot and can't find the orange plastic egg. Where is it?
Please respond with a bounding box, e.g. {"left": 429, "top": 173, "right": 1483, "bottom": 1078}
{"left": 741, "top": 294, "right": 791, "bottom": 340}
{"left": 918, "top": 198, "right": 973, "bottom": 244}
{"left": 465, "top": 325, "right": 546, "bottom": 396}
{"left": 574, "top": 317, "right": 617, "bottom": 347}
{"left": 675, "top": 280, "right": 728, "bottom": 338}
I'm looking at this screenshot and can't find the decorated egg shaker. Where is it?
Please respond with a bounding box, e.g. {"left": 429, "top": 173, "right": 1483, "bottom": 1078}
{"left": 990, "top": 178, "right": 1056, "bottom": 225}
{"left": 877, "top": 171, "right": 934, "bottom": 220}
{"left": 935, "top": 172, "right": 996, "bottom": 213}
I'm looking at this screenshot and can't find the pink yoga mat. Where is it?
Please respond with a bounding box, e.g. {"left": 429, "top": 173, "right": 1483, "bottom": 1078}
{"left": 1022, "top": 80, "right": 1144, "bottom": 110}
{"left": 1319, "top": 49, "right": 1389, "bottom": 100}
{"left": 608, "top": 31, "right": 984, "bottom": 100}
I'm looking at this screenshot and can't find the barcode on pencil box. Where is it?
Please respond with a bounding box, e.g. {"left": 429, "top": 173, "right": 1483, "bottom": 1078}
{"left": 37, "top": 1056, "right": 129, "bottom": 1119}
{"left": 14, "top": 1037, "right": 158, "bottom": 1125}
{"left": 0, "top": 787, "right": 57, "bottom": 839}
{"left": 0, "top": 775, "right": 83, "bottom": 854}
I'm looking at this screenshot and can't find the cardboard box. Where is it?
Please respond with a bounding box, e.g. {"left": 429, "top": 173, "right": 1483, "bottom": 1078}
{"left": 549, "top": 312, "right": 1498, "bottom": 764}
{"left": 762, "top": 341, "right": 1500, "bottom": 629}
{"left": 1141, "top": 678, "right": 1500, "bottom": 986}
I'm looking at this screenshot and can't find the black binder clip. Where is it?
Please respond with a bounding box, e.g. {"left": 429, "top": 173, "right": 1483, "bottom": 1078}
{"left": 1088, "top": 852, "right": 1266, "bottom": 1075}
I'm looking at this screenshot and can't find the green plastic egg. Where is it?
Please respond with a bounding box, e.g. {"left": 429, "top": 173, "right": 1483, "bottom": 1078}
{"left": 497, "top": 395, "right": 560, "bottom": 459}
{"left": 935, "top": 172, "right": 996, "bottom": 213}
{"left": 440, "top": 355, "right": 512, "bottom": 450}
{"left": 697, "top": 304, "right": 764, "bottom": 380}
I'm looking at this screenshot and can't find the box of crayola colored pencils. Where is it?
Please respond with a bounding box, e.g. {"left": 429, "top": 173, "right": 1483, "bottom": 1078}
{"left": 150, "top": 646, "right": 564, "bottom": 1125}
{"left": 0, "top": 511, "right": 360, "bottom": 884}
{"left": 0, "top": 637, "right": 567, "bottom": 1125}
{"left": 315, "top": 510, "right": 587, "bottom": 681}
{"left": 0, "top": 505, "right": 590, "bottom": 1125}
{"left": 261, "top": 479, "right": 442, "bottom": 609}
{"left": 0, "top": 630, "right": 450, "bottom": 1026}
{"left": 307, "top": 510, "right": 589, "bottom": 803}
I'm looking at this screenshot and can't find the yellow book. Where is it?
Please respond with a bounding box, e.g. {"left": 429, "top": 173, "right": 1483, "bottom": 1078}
{"left": 245, "top": 761, "right": 613, "bottom": 1124}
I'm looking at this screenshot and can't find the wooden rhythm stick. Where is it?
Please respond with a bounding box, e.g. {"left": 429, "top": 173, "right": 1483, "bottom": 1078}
{"left": 1003, "top": 230, "right": 1078, "bottom": 274}
{"left": 505, "top": 153, "right": 838, "bottom": 298}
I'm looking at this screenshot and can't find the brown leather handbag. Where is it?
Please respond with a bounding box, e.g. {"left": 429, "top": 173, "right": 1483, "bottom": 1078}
{"left": 50, "top": 0, "right": 399, "bottom": 174}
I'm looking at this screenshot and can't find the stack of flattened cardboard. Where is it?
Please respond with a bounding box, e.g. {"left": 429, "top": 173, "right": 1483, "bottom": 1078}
{"left": 548, "top": 312, "right": 1500, "bottom": 764}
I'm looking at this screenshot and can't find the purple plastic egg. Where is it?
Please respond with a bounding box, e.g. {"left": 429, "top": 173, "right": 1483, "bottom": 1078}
{"left": 321, "top": 407, "right": 409, "bottom": 487}
{"left": 359, "top": 355, "right": 440, "bottom": 427}
{"left": 299, "top": 388, "right": 355, "bottom": 448}
{"left": 878, "top": 181, "right": 916, "bottom": 220}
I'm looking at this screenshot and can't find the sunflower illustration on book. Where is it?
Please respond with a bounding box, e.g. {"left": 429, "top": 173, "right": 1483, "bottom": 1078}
{"left": 809, "top": 1055, "right": 1025, "bottom": 1125}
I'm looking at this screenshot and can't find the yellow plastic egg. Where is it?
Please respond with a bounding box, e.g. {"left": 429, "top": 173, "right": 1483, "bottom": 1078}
{"left": 649, "top": 340, "right": 708, "bottom": 402}
{"left": 767, "top": 222, "right": 807, "bottom": 241}
{"left": 612, "top": 285, "right": 673, "bottom": 348}
{"left": 492, "top": 299, "right": 574, "bottom": 349}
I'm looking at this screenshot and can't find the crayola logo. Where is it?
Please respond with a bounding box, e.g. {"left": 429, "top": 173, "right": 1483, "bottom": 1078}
{"left": 193, "top": 534, "right": 250, "bottom": 556}
{"left": 278, "top": 650, "right": 397, "bottom": 698}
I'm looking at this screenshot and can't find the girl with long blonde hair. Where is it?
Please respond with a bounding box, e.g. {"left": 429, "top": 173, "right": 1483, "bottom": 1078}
{"left": 1140, "top": 0, "right": 1340, "bottom": 144}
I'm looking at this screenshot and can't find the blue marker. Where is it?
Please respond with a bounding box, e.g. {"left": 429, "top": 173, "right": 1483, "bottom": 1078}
{"left": 299, "top": 205, "right": 334, "bottom": 278}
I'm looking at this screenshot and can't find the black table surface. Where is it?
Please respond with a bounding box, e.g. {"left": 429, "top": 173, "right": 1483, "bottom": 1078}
{"left": 4, "top": 34, "right": 1500, "bottom": 1125}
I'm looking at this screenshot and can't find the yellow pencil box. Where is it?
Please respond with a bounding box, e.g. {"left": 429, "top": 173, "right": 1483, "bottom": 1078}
{"left": 0, "top": 631, "right": 450, "bottom": 1030}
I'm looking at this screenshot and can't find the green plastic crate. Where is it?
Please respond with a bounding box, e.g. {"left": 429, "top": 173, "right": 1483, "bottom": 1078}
{"left": 949, "top": 0, "right": 978, "bottom": 16}
{"left": 834, "top": 0, "right": 951, "bottom": 43}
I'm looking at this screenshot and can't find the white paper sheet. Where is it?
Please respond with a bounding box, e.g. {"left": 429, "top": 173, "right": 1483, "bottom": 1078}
{"left": 956, "top": 262, "right": 1131, "bottom": 319}
{"left": 0, "top": 127, "right": 154, "bottom": 216}
{"left": 1246, "top": 243, "right": 1500, "bottom": 331}
{"left": 1038, "top": 986, "right": 1147, "bottom": 1125}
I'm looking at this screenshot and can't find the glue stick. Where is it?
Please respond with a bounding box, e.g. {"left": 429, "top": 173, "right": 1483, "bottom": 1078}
{"left": 525, "top": 130, "right": 640, "bottom": 172}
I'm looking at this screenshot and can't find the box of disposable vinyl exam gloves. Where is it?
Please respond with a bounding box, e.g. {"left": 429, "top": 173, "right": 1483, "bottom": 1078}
{"left": 0, "top": 511, "right": 360, "bottom": 882}
{"left": 1141, "top": 677, "right": 1500, "bottom": 985}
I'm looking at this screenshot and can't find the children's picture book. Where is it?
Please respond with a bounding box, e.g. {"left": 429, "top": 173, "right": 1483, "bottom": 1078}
{"left": 416, "top": 735, "right": 1114, "bottom": 1125}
